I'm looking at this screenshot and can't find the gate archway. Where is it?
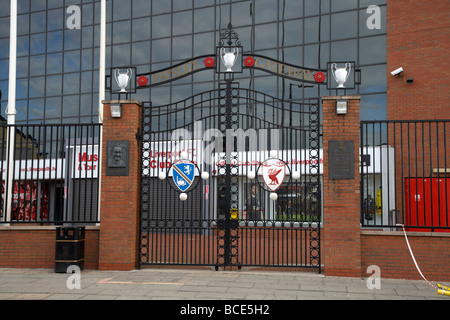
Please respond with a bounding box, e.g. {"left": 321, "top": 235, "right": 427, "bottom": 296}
{"left": 120, "top": 24, "right": 337, "bottom": 272}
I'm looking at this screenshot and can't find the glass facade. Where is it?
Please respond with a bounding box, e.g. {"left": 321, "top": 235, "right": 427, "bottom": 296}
{"left": 0, "top": 0, "right": 387, "bottom": 124}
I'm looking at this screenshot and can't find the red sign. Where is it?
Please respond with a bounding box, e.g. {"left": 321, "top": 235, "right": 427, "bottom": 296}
{"left": 1, "top": 181, "right": 49, "bottom": 221}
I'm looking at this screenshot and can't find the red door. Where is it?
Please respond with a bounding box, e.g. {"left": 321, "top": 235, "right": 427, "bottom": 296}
{"left": 405, "top": 178, "right": 450, "bottom": 232}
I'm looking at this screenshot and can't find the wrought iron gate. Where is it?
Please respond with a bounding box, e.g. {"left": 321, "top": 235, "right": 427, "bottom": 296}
{"left": 136, "top": 24, "right": 323, "bottom": 272}
{"left": 139, "top": 86, "right": 321, "bottom": 271}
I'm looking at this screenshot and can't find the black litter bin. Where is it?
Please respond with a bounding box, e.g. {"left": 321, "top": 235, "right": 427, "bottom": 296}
{"left": 55, "top": 227, "right": 85, "bottom": 273}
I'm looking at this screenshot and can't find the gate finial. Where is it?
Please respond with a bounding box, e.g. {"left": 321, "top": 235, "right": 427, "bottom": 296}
{"left": 218, "top": 22, "right": 241, "bottom": 47}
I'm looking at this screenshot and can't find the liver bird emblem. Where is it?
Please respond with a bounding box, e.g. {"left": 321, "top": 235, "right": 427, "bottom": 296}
{"left": 268, "top": 168, "right": 282, "bottom": 185}
{"left": 261, "top": 159, "right": 286, "bottom": 192}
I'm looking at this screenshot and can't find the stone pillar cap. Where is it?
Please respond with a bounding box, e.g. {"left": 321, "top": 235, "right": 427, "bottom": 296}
{"left": 102, "top": 100, "right": 143, "bottom": 106}
{"left": 322, "top": 95, "right": 361, "bottom": 101}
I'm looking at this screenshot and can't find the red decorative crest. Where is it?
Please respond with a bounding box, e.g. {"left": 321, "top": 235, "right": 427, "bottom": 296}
{"left": 244, "top": 56, "right": 255, "bottom": 67}
{"left": 314, "top": 72, "right": 326, "bottom": 83}
{"left": 204, "top": 57, "right": 215, "bottom": 68}
{"left": 137, "top": 76, "right": 148, "bottom": 87}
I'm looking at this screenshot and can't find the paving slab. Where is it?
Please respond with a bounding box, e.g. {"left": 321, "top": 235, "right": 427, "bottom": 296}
{"left": 0, "top": 267, "right": 448, "bottom": 305}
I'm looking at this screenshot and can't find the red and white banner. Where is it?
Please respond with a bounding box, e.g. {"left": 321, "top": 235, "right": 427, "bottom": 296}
{"left": 1, "top": 181, "right": 49, "bottom": 221}
{"left": 71, "top": 145, "right": 99, "bottom": 178}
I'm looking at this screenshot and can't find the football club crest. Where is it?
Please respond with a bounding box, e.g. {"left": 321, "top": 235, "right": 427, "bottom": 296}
{"left": 261, "top": 159, "right": 286, "bottom": 192}
{"left": 172, "top": 160, "right": 195, "bottom": 192}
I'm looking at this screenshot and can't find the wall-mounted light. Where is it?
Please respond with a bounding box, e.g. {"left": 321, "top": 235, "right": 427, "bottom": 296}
{"left": 336, "top": 99, "right": 348, "bottom": 115}
{"left": 110, "top": 103, "right": 122, "bottom": 118}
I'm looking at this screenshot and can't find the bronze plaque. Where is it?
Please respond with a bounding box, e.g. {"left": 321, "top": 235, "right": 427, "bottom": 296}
{"left": 106, "top": 141, "right": 129, "bottom": 176}
{"left": 329, "top": 141, "right": 354, "bottom": 180}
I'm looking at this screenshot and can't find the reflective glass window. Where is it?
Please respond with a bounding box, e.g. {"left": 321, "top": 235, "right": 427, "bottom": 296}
{"left": 63, "top": 95, "right": 80, "bottom": 118}
{"left": 63, "top": 73, "right": 80, "bottom": 95}
{"left": 194, "top": 7, "right": 214, "bottom": 33}
{"left": 30, "top": 33, "right": 46, "bottom": 55}
{"left": 30, "top": 12, "right": 46, "bottom": 33}
{"left": 331, "top": 11, "right": 358, "bottom": 40}
{"left": 0, "top": 60, "right": 9, "bottom": 80}
{"left": 17, "top": 15, "right": 29, "bottom": 36}
{"left": 29, "top": 76, "right": 45, "bottom": 98}
{"left": 64, "top": 51, "right": 81, "bottom": 73}
{"left": 46, "top": 53, "right": 63, "bottom": 74}
{"left": 0, "top": 39, "right": 9, "bottom": 59}
{"left": 153, "top": 1, "right": 172, "bottom": 15}
{"left": 132, "top": 0, "right": 151, "bottom": 18}
{"left": 47, "top": 9, "right": 64, "bottom": 31}
{"left": 46, "top": 75, "right": 63, "bottom": 96}
{"left": 113, "top": 0, "right": 131, "bottom": 21}
{"left": 132, "top": 17, "right": 151, "bottom": 42}
{"left": 173, "top": 11, "right": 192, "bottom": 36}
{"left": 112, "top": 20, "right": 131, "bottom": 44}
{"left": 47, "top": 31, "right": 63, "bottom": 53}
{"left": 29, "top": 55, "right": 46, "bottom": 76}
{"left": 152, "top": 14, "right": 172, "bottom": 39}
{"left": 45, "top": 97, "right": 62, "bottom": 119}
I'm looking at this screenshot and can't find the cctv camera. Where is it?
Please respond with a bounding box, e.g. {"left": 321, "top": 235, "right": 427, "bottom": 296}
{"left": 391, "top": 67, "right": 403, "bottom": 76}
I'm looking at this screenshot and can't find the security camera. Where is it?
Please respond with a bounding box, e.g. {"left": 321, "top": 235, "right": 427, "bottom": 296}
{"left": 391, "top": 67, "right": 403, "bottom": 76}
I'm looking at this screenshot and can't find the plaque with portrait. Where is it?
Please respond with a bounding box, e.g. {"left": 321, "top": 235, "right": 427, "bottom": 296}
{"left": 106, "top": 141, "right": 129, "bottom": 176}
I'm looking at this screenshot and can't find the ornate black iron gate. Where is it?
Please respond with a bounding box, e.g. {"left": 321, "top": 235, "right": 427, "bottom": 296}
{"left": 137, "top": 24, "right": 323, "bottom": 272}
{"left": 139, "top": 88, "right": 321, "bottom": 271}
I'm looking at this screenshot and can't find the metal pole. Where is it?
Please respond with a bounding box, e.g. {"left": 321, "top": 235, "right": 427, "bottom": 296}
{"left": 98, "top": 0, "right": 106, "bottom": 124}
{"left": 4, "top": 0, "right": 17, "bottom": 223}
{"left": 97, "top": 0, "right": 106, "bottom": 223}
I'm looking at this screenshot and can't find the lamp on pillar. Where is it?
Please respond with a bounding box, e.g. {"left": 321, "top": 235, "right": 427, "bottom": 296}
{"left": 336, "top": 99, "right": 348, "bottom": 115}
{"left": 110, "top": 103, "right": 122, "bottom": 118}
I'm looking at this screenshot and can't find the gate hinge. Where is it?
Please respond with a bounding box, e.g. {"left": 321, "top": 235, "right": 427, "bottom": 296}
{"left": 135, "top": 128, "right": 141, "bottom": 144}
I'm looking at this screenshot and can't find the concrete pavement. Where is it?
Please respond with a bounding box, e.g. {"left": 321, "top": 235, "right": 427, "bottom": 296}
{"left": 0, "top": 267, "right": 448, "bottom": 301}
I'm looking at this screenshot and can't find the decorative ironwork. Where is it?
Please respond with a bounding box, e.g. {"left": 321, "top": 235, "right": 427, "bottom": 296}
{"left": 218, "top": 23, "right": 242, "bottom": 47}
{"left": 138, "top": 89, "right": 322, "bottom": 271}
{"left": 137, "top": 24, "right": 323, "bottom": 272}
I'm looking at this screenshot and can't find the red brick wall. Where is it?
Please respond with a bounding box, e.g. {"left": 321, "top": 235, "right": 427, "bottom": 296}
{"left": 386, "top": 0, "right": 450, "bottom": 233}
{"left": 2, "top": 225, "right": 449, "bottom": 281}
{"left": 0, "top": 227, "right": 99, "bottom": 269}
{"left": 387, "top": 0, "right": 450, "bottom": 120}
{"left": 98, "top": 101, "right": 142, "bottom": 271}
{"left": 322, "top": 96, "right": 362, "bottom": 277}
{"left": 361, "top": 231, "right": 450, "bottom": 281}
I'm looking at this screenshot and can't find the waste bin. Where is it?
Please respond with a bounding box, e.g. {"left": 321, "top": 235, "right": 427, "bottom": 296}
{"left": 55, "top": 227, "right": 85, "bottom": 273}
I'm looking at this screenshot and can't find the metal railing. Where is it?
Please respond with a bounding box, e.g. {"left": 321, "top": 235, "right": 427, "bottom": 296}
{"left": 360, "top": 120, "right": 450, "bottom": 232}
{"left": 0, "top": 123, "right": 102, "bottom": 225}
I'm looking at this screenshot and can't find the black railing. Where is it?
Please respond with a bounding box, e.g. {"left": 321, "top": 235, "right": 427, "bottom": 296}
{"left": 360, "top": 120, "right": 450, "bottom": 232}
{"left": 0, "top": 123, "right": 102, "bottom": 225}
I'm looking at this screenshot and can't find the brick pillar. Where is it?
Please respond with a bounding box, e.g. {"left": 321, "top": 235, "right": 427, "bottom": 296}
{"left": 322, "top": 95, "right": 361, "bottom": 277}
{"left": 98, "top": 100, "right": 142, "bottom": 271}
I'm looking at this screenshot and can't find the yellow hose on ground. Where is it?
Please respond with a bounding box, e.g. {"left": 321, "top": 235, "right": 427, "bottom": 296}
{"left": 437, "top": 284, "right": 450, "bottom": 296}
